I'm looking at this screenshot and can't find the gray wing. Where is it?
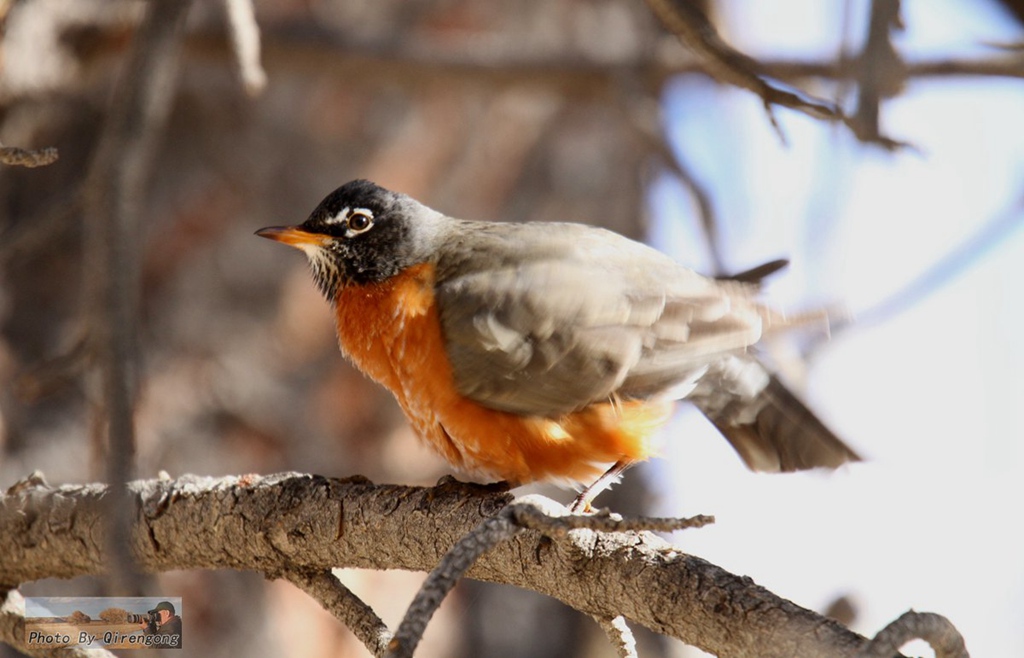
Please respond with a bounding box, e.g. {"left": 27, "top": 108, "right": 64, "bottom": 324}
{"left": 434, "top": 222, "right": 764, "bottom": 417}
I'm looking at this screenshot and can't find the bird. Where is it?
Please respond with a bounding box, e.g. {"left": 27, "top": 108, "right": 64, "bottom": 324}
{"left": 257, "top": 179, "right": 860, "bottom": 511}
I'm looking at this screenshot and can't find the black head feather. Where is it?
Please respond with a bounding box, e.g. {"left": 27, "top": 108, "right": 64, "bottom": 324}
{"left": 299, "top": 180, "right": 421, "bottom": 294}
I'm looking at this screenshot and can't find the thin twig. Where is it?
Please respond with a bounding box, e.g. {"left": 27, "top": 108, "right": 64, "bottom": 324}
{"left": 662, "top": 151, "right": 725, "bottom": 274}
{"left": 857, "top": 610, "right": 969, "bottom": 658}
{"left": 782, "top": 55, "right": 1024, "bottom": 80}
{"left": 510, "top": 501, "right": 715, "bottom": 536}
{"left": 808, "top": 194, "right": 1024, "bottom": 356}
{"left": 594, "top": 615, "right": 639, "bottom": 658}
{"left": 0, "top": 145, "right": 59, "bottom": 168}
{"left": 384, "top": 505, "right": 523, "bottom": 658}
{"left": 222, "top": 0, "right": 267, "bottom": 95}
{"left": 385, "top": 495, "right": 713, "bottom": 658}
{"left": 283, "top": 569, "right": 392, "bottom": 658}
{"left": 618, "top": 96, "right": 726, "bottom": 274}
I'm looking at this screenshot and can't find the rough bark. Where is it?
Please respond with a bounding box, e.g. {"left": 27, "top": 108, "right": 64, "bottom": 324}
{"left": 0, "top": 473, "right": 870, "bottom": 658}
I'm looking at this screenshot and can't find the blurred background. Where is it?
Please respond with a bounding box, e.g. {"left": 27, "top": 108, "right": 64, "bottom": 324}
{"left": 1, "top": 0, "right": 1021, "bottom": 656}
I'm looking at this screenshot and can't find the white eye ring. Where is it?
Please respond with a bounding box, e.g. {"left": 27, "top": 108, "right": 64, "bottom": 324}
{"left": 346, "top": 209, "right": 374, "bottom": 235}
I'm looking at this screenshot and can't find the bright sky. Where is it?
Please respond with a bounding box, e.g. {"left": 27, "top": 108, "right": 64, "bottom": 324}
{"left": 647, "top": 1, "right": 1024, "bottom": 656}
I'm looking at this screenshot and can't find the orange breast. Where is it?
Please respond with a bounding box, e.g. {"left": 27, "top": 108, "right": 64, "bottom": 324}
{"left": 333, "top": 263, "right": 672, "bottom": 485}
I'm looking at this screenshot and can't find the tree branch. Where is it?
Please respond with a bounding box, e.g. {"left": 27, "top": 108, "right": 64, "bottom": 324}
{"left": 857, "top": 610, "right": 968, "bottom": 658}
{"left": 63, "top": 20, "right": 1024, "bottom": 109}
{"left": 386, "top": 494, "right": 713, "bottom": 657}
{"left": 807, "top": 192, "right": 1024, "bottom": 357}
{"left": 282, "top": 569, "right": 392, "bottom": 658}
{"left": 642, "top": 0, "right": 842, "bottom": 140}
{"left": 2, "top": 472, "right": 885, "bottom": 657}
{"left": 847, "top": 0, "right": 909, "bottom": 149}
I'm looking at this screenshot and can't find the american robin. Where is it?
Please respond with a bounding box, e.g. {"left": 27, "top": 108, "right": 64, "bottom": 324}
{"left": 257, "top": 180, "right": 859, "bottom": 510}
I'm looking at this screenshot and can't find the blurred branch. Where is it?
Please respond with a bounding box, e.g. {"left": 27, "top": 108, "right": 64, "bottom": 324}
{"left": 765, "top": 55, "right": 1024, "bottom": 81}
{"left": 80, "top": 0, "right": 194, "bottom": 595}
{"left": 0, "top": 472, "right": 943, "bottom": 658}
{"left": 62, "top": 20, "right": 1024, "bottom": 105}
{"left": 222, "top": 0, "right": 267, "bottom": 95}
{"left": 811, "top": 193, "right": 1024, "bottom": 354}
{"left": 619, "top": 96, "right": 726, "bottom": 274}
{"left": 0, "top": 145, "right": 59, "bottom": 168}
{"left": 205, "top": 25, "right": 674, "bottom": 100}
{"left": 13, "top": 333, "right": 90, "bottom": 403}
{"left": 0, "top": 193, "right": 80, "bottom": 268}
{"left": 991, "top": 0, "right": 1024, "bottom": 27}
{"left": 1, "top": 590, "right": 117, "bottom": 658}
{"left": 847, "top": 0, "right": 909, "bottom": 149}
{"left": 642, "top": 0, "right": 842, "bottom": 141}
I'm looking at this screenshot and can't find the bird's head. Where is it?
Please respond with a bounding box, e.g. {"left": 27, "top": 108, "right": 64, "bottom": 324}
{"left": 256, "top": 179, "right": 441, "bottom": 299}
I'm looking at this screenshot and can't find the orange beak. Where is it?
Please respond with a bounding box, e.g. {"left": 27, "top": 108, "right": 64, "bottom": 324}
{"left": 255, "top": 225, "right": 327, "bottom": 250}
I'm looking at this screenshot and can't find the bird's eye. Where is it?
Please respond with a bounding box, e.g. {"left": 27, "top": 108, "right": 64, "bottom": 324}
{"left": 347, "top": 210, "right": 373, "bottom": 234}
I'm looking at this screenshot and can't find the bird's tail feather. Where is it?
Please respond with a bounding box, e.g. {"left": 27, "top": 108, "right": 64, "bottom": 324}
{"left": 701, "top": 375, "right": 861, "bottom": 473}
